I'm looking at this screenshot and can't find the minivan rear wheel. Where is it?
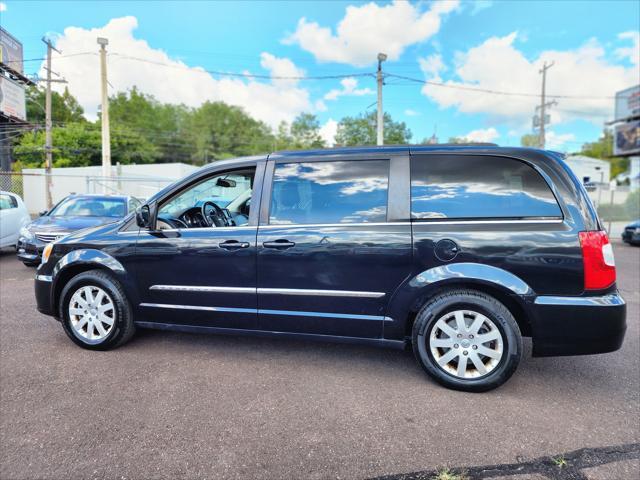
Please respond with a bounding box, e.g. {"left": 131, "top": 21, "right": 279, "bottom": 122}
{"left": 412, "top": 289, "right": 522, "bottom": 392}
{"left": 59, "top": 270, "right": 136, "bottom": 350}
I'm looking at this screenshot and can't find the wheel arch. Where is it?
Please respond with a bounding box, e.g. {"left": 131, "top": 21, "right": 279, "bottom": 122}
{"left": 387, "top": 263, "right": 535, "bottom": 341}
{"left": 51, "top": 249, "right": 133, "bottom": 316}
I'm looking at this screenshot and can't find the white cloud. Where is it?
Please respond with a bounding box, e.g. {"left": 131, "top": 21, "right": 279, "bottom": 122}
{"left": 284, "top": 0, "right": 459, "bottom": 66}
{"left": 43, "top": 16, "right": 316, "bottom": 128}
{"left": 404, "top": 109, "right": 421, "bottom": 116}
{"left": 462, "top": 127, "right": 500, "bottom": 143}
{"left": 0, "top": 2, "right": 7, "bottom": 12}
{"left": 615, "top": 31, "right": 640, "bottom": 67}
{"left": 324, "top": 77, "right": 374, "bottom": 101}
{"left": 319, "top": 118, "right": 338, "bottom": 147}
{"left": 420, "top": 32, "right": 640, "bottom": 126}
{"left": 470, "top": 1, "right": 493, "bottom": 15}
{"left": 545, "top": 131, "right": 576, "bottom": 151}
{"left": 419, "top": 53, "right": 446, "bottom": 79}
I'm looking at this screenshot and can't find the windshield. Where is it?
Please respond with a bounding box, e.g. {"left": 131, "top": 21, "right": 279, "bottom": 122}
{"left": 49, "top": 197, "right": 127, "bottom": 217}
{"left": 160, "top": 172, "right": 252, "bottom": 217}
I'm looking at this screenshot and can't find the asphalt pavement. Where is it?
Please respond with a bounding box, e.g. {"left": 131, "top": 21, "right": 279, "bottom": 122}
{"left": 0, "top": 242, "right": 638, "bottom": 480}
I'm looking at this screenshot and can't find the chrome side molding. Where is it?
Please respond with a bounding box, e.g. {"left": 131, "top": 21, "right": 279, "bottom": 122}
{"left": 149, "top": 285, "right": 386, "bottom": 298}
{"left": 140, "top": 302, "right": 393, "bottom": 322}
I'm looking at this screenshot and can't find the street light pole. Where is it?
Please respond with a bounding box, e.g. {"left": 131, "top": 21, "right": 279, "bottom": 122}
{"left": 97, "top": 37, "right": 111, "bottom": 192}
{"left": 376, "top": 53, "right": 387, "bottom": 146}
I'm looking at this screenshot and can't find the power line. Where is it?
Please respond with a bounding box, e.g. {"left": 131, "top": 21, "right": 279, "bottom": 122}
{"left": 108, "top": 53, "right": 374, "bottom": 81}
{"left": 384, "top": 72, "right": 624, "bottom": 100}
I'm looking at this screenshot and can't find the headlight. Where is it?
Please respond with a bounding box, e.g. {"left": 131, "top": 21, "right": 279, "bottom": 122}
{"left": 41, "top": 243, "right": 54, "bottom": 264}
{"left": 635, "top": 227, "right": 640, "bottom": 234}
{"left": 19, "top": 226, "right": 34, "bottom": 240}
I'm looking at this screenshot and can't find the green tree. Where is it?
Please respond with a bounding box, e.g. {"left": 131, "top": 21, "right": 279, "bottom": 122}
{"left": 14, "top": 122, "right": 157, "bottom": 168}
{"left": 520, "top": 134, "right": 539, "bottom": 147}
{"left": 335, "top": 111, "right": 412, "bottom": 146}
{"left": 108, "top": 87, "right": 190, "bottom": 163}
{"left": 580, "top": 130, "right": 629, "bottom": 178}
{"left": 273, "top": 113, "right": 326, "bottom": 151}
{"left": 25, "top": 86, "right": 85, "bottom": 124}
{"left": 185, "top": 101, "right": 274, "bottom": 163}
{"left": 290, "top": 113, "right": 325, "bottom": 149}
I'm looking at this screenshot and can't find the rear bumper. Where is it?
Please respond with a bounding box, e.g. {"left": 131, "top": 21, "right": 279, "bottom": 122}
{"left": 530, "top": 293, "right": 626, "bottom": 357}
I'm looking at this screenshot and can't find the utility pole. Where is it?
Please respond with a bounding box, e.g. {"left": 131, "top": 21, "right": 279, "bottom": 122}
{"left": 376, "top": 53, "right": 387, "bottom": 146}
{"left": 41, "top": 37, "right": 65, "bottom": 209}
{"left": 537, "top": 61, "right": 555, "bottom": 149}
{"left": 97, "top": 37, "right": 111, "bottom": 192}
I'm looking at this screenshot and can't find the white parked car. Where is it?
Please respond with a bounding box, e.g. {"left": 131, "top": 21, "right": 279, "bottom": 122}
{"left": 0, "top": 191, "right": 31, "bottom": 249}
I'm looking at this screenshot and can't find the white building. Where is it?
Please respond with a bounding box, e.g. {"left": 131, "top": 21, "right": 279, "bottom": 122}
{"left": 21, "top": 163, "right": 198, "bottom": 214}
{"left": 564, "top": 155, "right": 611, "bottom": 185}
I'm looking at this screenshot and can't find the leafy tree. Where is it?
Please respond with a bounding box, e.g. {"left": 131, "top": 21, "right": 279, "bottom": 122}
{"left": 25, "top": 86, "right": 85, "bottom": 124}
{"left": 335, "top": 111, "right": 411, "bottom": 146}
{"left": 580, "top": 130, "right": 629, "bottom": 178}
{"left": 108, "top": 87, "right": 190, "bottom": 163}
{"left": 520, "top": 134, "right": 539, "bottom": 147}
{"left": 273, "top": 113, "right": 326, "bottom": 151}
{"left": 447, "top": 136, "right": 468, "bottom": 144}
{"left": 290, "top": 113, "right": 325, "bottom": 149}
{"left": 185, "top": 101, "right": 274, "bottom": 162}
{"left": 14, "top": 122, "right": 157, "bottom": 168}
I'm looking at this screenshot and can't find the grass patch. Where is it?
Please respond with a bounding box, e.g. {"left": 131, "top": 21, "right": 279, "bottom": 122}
{"left": 431, "top": 468, "right": 468, "bottom": 480}
{"left": 552, "top": 455, "right": 568, "bottom": 468}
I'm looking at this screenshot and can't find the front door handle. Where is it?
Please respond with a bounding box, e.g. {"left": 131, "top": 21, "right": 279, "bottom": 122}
{"left": 219, "top": 240, "right": 250, "bottom": 250}
{"left": 263, "top": 239, "right": 296, "bottom": 249}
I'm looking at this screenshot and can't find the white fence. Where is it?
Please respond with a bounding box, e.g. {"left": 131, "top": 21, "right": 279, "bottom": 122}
{"left": 0, "top": 163, "right": 198, "bottom": 214}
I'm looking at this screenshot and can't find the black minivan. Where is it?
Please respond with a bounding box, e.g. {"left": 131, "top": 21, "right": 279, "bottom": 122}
{"left": 34, "top": 146, "right": 626, "bottom": 391}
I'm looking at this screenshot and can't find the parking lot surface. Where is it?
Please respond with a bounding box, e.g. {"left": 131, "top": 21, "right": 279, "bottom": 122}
{"left": 1, "top": 242, "right": 638, "bottom": 480}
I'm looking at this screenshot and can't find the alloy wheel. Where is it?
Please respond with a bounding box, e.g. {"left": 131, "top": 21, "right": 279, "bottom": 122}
{"left": 68, "top": 285, "right": 115, "bottom": 343}
{"left": 429, "top": 309, "right": 504, "bottom": 379}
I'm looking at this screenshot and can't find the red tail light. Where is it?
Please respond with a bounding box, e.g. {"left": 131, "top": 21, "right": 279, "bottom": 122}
{"left": 579, "top": 231, "right": 616, "bottom": 290}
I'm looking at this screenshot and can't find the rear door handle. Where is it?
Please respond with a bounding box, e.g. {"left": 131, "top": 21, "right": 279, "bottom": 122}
{"left": 263, "top": 240, "right": 296, "bottom": 249}
{"left": 219, "top": 240, "right": 250, "bottom": 250}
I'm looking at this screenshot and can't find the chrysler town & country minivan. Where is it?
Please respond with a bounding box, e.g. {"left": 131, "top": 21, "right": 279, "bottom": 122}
{"left": 34, "top": 145, "right": 626, "bottom": 391}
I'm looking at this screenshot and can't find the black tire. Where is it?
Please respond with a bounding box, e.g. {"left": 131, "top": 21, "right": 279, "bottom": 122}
{"left": 59, "top": 269, "right": 136, "bottom": 350}
{"left": 412, "top": 289, "right": 522, "bottom": 392}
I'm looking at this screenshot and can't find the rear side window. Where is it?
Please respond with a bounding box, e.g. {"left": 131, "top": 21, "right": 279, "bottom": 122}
{"left": 0, "top": 194, "right": 18, "bottom": 210}
{"left": 411, "top": 155, "right": 562, "bottom": 219}
{"left": 269, "top": 160, "right": 389, "bottom": 225}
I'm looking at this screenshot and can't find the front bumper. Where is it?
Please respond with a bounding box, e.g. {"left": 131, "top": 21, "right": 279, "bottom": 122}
{"left": 16, "top": 237, "right": 45, "bottom": 263}
{"left": 530, "top": 293, "right": 626, "bottom": 357}
{"left": 621, "top": 230, "right": 640, "bottom": 244}
{"left": 35, "top": 273, "right": 55, "bottom": 317}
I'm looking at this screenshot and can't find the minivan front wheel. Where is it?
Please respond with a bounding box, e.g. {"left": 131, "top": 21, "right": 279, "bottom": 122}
{"left": 412, "top": 289, "right": 522, "bottom": 392}
{"left": 60, "top": 270, "right": 135, "bottom": 350}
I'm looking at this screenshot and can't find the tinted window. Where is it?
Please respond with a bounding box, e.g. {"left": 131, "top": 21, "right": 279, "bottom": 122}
{"left": 270, "top": 160, "right": 389, "bottom": 225}
{"left": 0, "top": 194, "right": 18, "bottom": 210}
{"left": 411, "top": 156, "right": 561, "bottom": 219}
{"left": 49, "top": 197, "right": 127, "bottom": 217}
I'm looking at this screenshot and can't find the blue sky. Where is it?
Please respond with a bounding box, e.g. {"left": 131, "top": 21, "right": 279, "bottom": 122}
{"left": 1, "top": 0, "right": 639, "bottom": 150}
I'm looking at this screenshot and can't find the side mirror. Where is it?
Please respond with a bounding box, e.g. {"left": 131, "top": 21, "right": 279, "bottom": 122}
{"left": 136, "top": 205, "right": 151, "bottom": 228}
{"left": 39, "top": 210, "right": 48, "bottom": 216}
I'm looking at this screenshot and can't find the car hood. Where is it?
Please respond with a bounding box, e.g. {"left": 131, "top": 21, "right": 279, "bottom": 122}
{"left": 626, "top": 220, "right": 640, "bottom": 228}
{"left": 28, "top": 215, "right": 119, "bottom": 233}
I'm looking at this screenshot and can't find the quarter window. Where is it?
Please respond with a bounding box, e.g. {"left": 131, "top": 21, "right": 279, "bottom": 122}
{"left": 269, "top": 160, "right": 389, "bottom": 225}
{"left": 411, "top": 156, "right": 562, "bottom": 219}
